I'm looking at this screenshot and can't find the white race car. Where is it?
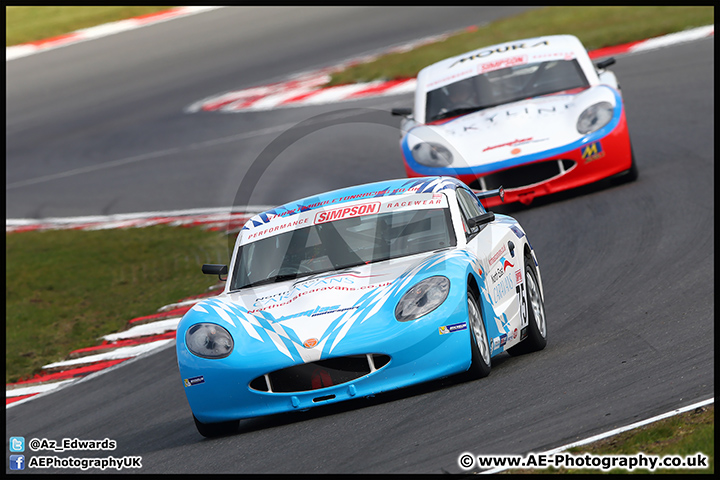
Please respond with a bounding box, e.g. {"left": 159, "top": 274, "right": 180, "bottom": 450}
{"left": 392, "top": 34, "right": 637, "bottom": 207}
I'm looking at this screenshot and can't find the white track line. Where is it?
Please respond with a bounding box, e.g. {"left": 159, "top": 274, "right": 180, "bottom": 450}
{"left": 41, "top": 339, "right": 173, "bottom": 370}
{"left": 478, "top": 397, "right": 715, "bottom": 474}
{"left": 6, "top": 7, "right": 223, "bottom": 61}
{"left": 101, "top": 318, "right": 182, "bottom": 342}
{"left": 6, "top": 379, "right": 77, "bottom": 398}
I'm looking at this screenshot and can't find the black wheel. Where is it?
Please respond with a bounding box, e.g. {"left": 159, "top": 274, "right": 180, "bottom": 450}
{"left": 467, "top": 291, "right": 491, "bottom": 379}
{"left": 193, "top": 414, "right": 239, "bottom": 438}
{"left": 507, "top": 255, "right": 547, "bottom": 356}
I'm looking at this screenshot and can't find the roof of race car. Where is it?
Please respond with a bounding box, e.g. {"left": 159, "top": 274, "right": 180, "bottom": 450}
{"left": 242, "top": 176, "right": 464, "bottom": 232}
{"left": 417, "top": 34, "right": 588, "bottom": 93}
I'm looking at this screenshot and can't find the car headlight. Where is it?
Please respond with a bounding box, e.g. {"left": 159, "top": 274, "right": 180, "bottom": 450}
{"left": 395, "top": 276, "right": 450, "bottom": 322}
{"left": 411, "top": 142, "right": 453, "bottom": 167}
{"left": 576, "top": 101, "right": 614, "bottom": 135}
{"left": 185, "top": 323, "right": 234, "bottom": 359}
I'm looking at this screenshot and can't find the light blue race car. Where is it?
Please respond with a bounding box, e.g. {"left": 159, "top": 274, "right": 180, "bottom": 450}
{"left": 176, "top": 176, "right": 547, "bottom": 437}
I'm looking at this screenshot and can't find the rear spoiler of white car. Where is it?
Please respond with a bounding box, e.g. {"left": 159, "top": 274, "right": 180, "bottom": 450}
{"left": 474, "top": 186, "right": 505, "bottom": 203}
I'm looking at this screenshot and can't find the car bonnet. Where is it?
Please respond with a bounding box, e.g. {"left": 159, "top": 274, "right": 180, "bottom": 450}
{"left": 404, "top": 85, "right": 620, "bottom": 172}
{"left": 185, "top": 247, "right": 473, "bottom": 364}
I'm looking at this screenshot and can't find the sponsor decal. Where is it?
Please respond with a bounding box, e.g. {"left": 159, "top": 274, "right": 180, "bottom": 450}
{"left": 511, "top": 147, "right": 521, "bottom": 155}
{"left": 510, "top": 225, "right": 525, "bottom": 239}
{"left": 515, "top": 269, "right": 523, "bottom": 285}
{"left": 383, "top": 198, "right": 444, "bottom": 210}
{"left": 484, "top": 105, "right": 571, "bottom": 124}
{"left": 483, "top": 137, "right": 533, "bottom": 152}
{"left": 520, "top": 326, "right": 528, "bottom": 341}
{"left": 310, "top": 305, "right": 359, "bottom": 317}
{"left": 581, "top": 141, "right": 605, "bottom": 163}
{"left": 184, "top": 375, "right": 205, "bottom": 387}
{"left": 490, "top": 267, "right": 504, "bottom": 284}
{"left": 449, "top": 40, "right": 549, "bottom": 68}
{"left": 493, "top": 275, "right": 515, "bottom": 303}
{"left": 315, "top": 202, "right": 380, "bottom": 224}
{"left": 252, "top": 274, "right": 381, "bottom": 308}
{"left": 499, "top": 334, "right": 508, "bottom": 346}
{"left": 426, "top": 68, "right": 474, "bottom": 89}
{"left": 499, "top": 256, "right": 515, "bottom": 272}
{"left": 477, "top": 54, "right": 528, "bottom": 74}
{"left": 489, "top": 245, "right": 507, "bottom": 266}
{"left": 303, "top": 338, "right": 318, "bottom": 348}
{"left": 245, "top": 217, "right": 310, "bottom": 241}
{"left": 439, "top": 322, "right": 468, "bottom": 335}
{"left": 511, "top": 328, "right": 518, "bottom": 340}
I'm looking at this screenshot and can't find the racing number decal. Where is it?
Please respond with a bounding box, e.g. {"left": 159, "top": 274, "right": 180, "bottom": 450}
{"left": 516, "top": 277, "right": 528, "bottom": 327}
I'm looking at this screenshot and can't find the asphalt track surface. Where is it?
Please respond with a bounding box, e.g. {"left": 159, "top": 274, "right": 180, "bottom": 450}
{"left": 6, "top": 7, "right": 714, "bottom": 474}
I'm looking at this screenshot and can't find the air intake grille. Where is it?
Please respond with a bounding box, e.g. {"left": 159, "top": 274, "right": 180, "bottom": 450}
{"left": 250, "top": 354, "right": 390, "bottom": 393}
{"left": 470, "top": 159, "right": 576, "bottom": 190}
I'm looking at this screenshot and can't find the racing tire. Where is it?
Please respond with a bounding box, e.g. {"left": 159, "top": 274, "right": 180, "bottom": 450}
{"left": 506, "top": 255, "right": 547, "bottom": 356}
{"left": 193, "top": 414, "right": 239, "bottom": 438}
{"left": 467, "top": 291, "right": 492, "bottom": 379}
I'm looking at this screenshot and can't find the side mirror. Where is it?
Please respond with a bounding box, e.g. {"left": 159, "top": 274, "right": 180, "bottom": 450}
{"left": 391, "top": 107, "right": 412, "bottom": 116}
{"left": 467, "top": 212, "right": 495, "bottom": 229}
{"left": 595, "top": 57, "right": 615, "bottom": 70}
{"left": 202, "top": 264, "right": 228, "bottom": 282}
{"left": 475, "top": 186, "right": 505, "bottom": 203}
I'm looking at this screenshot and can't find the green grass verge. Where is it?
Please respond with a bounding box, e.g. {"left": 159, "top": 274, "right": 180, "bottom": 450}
{"left": 327, "top": 6, "right": 714, "bottom": 86}
{"left": 6, "top": 6, "right": 173, "bottom": 46}
{"left": 504, "top": 405, "right": 713, "bottom": 474}
{"left": 5, "top": 226, "right": 231, "bottom": 384}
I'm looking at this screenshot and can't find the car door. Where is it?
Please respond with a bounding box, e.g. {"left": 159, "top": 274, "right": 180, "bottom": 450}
{"left": 455, "top": 187, "right": 527, "bottom": 353}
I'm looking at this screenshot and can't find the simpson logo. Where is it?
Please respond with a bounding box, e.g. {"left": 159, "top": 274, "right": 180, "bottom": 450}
{"left": 478, "top": 54, "right": 528, "bottom": 74}
{"left": 581, "top": 141, "right": 605, "bottom": 163}
{"left": 515, "top": 269, "right": 523, "bottom": 284}
{"left": 184, "top": 375, "right": 205, "bottom": 387}
{"left": 315, "top": 202, "right": 380, "bottom": 224}
{"left": 439, "top": 322, "right": 468, "bottom": 335}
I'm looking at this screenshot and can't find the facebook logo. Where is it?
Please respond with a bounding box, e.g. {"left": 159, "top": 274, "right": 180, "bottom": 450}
{"left": 9, "top": 437, "right": 25, "bottom": 452}
{"left": 9, "top": 455, "right": 25, "bottom": 470}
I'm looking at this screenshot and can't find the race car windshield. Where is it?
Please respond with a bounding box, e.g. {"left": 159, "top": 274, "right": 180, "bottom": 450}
{"left": 425, "top": 59, "right": 589, "bottom": 123}
{"left": 231, "top": 207, "right": 456, "bottom": 291}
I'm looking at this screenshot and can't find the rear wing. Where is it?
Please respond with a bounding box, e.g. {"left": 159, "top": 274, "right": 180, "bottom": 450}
{"left": 474, "top": 186, "right": 505, "bottom": 203}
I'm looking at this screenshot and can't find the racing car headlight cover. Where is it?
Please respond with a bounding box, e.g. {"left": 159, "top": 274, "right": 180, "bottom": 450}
{"left": 185, "top": 323, "right": 234, "bottom": 359}
{"left": 411, "top": 142, "right": 453, "bottom": 167}
{"left": 395, "top": 276, "right": 450, "bottom": 322}
{"left": 576, "top": 101, "right": 614, "bottom": 135}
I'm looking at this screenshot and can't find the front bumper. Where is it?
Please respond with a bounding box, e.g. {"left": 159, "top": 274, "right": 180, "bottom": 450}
{"left": 177, "top": 288, "right": 473, "bottom": 424}
{"left": 404, "top": 110, "right": 633, "bottom": 207}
